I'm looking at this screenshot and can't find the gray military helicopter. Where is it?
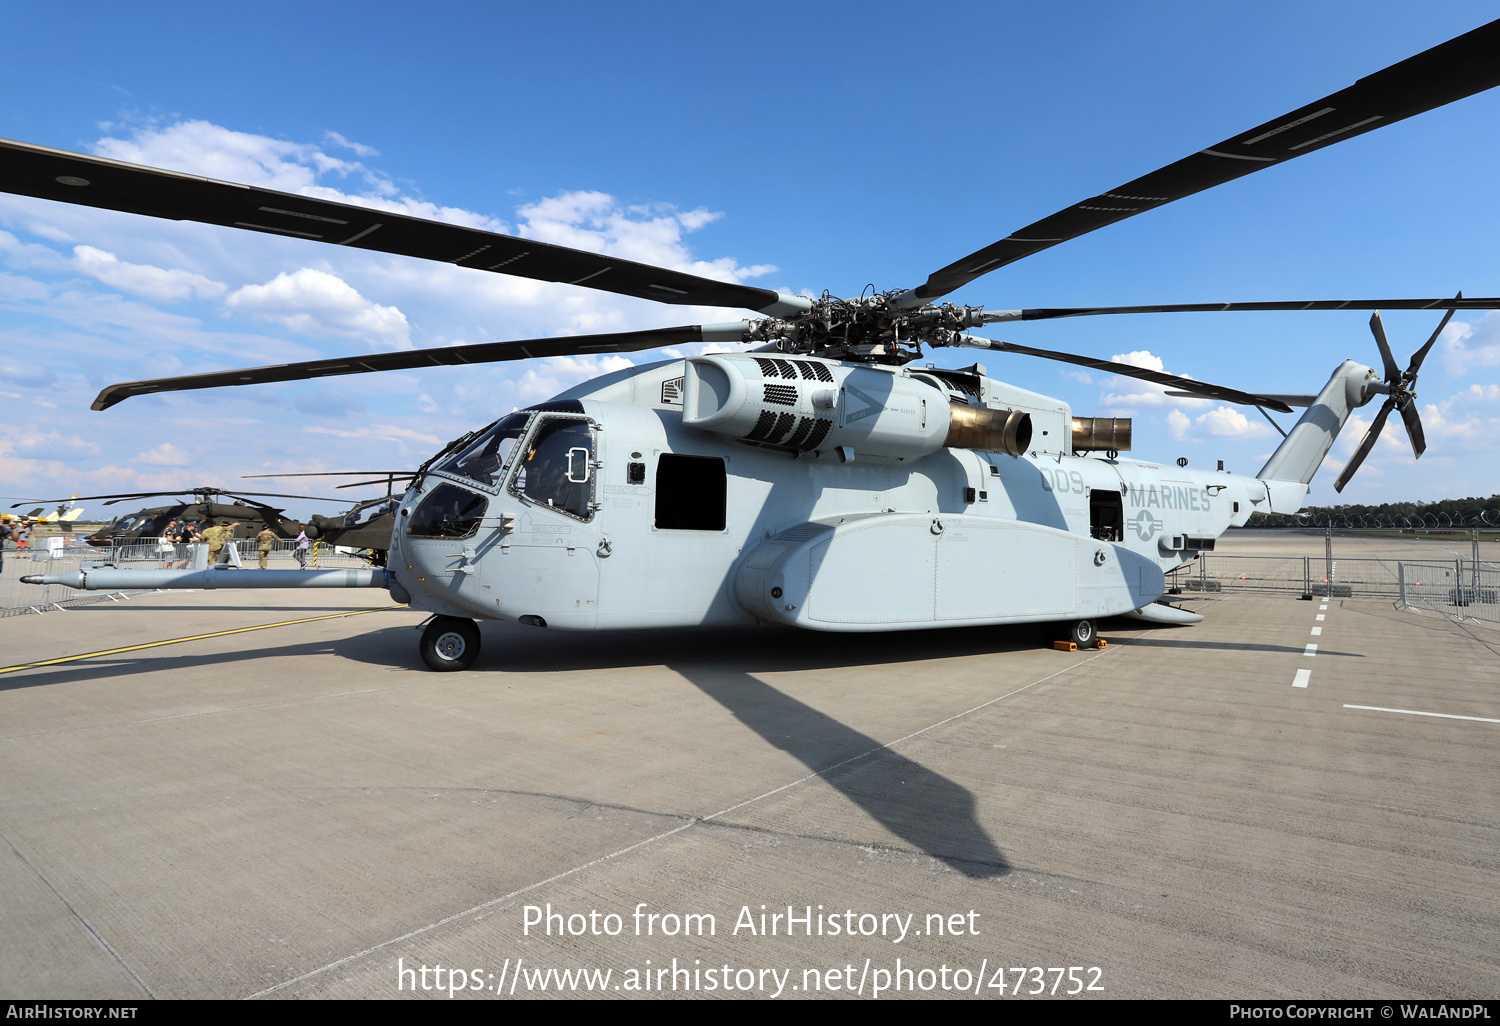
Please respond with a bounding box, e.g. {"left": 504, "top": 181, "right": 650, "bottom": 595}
{"left": 12, "top": 19, "right": 1500, "bottom": 670}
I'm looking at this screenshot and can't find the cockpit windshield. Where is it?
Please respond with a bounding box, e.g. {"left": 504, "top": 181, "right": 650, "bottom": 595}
{"left": 438, "top": 412, "right": 530, "bottom": 488}
{"left": 348, "top": 496, "right": 398, "bottom": 528}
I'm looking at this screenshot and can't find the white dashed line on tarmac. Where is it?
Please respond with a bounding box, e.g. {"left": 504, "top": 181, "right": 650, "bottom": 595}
{"left": 1319, "top": 604, "right": 1328, "bottom": 610}
{"left": 1304, "top": 644, "right": 1317, "bottom": 657}
{"left": 1316, "top": 614, "right": 1325, "bottom": 621}
{"left": 1344, "top": 705, "right": 1500, "bottom": 725}
{"left": 1311, "top": 626, "right": 1322, "bottom": 635}
{"left": 1293, "top": 669, "right": 1311, "bottom": 688}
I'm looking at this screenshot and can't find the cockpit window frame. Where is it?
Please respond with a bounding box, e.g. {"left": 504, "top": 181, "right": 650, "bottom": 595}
{"left": 507, "top": 413, "right": 599, "bottom": 523}
{"left": 431, "top": 411, "right": 535, "bottom": 494}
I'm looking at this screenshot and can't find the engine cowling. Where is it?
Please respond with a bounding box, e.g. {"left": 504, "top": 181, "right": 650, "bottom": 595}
{"left": 681, "top": 354, "right": 1031, "bottom": 461}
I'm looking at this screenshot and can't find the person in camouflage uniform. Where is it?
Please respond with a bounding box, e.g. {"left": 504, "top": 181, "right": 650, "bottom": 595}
{"left": 204, "top": 522, "right": 241, "bottom": 564}
{"left": 256, "top": 526, "right": 278, "bottom": 569}
{"left": 201, "top": 522, "right": 224, "bottom": 564}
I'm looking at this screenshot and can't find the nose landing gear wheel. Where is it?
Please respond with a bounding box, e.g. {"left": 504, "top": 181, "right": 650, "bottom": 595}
{"left": 420, "top": 616, "right": 480, "bottom": 671}
{"left": 1063, "top": 619, "right": 1096, "bottom": 647}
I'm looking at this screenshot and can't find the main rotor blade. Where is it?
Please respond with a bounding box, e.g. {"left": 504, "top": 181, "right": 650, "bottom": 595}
{"left": 334, "top": 479, "right": 412, "bottom": 490}
{"left": 1369, "top": 311, "right": 1401, "bottom": 382}
{"left": 16, "top": 487, "right": 340, "bottom": 506}
{"left": 906, "top": 19, "right": 1500, "bottom": 304}
{"left": 0, "top": 138, "right": 808, "bottom": 319}
{"left": 216, "top": 490, "right": 344, "bottom": 503}
{"left": 1399, "top": 400, "right": 1427, "bottom": 459}
{"left": 979, "top": 296, "right": 1500, "bottom": 321}
{"left": 1167, "top": 390, "right": 1316, "bottom": 407}
{"left": 951, "top": 334, "right": 1293, "bottom": 412}
{"left": 91, "top": 323, "right": 749, "bottom": 410}
{"left": 1334, "top": 399, "right": 1395, "bottom": 492}
{"left": 243, "top": 471, "right": 415, "bottom": 479}
{"left": 1406, "top": 297, "right": 1460, "bottom": 378}
{"left": 14, "top": 490, "right": 196, "bottom": 506}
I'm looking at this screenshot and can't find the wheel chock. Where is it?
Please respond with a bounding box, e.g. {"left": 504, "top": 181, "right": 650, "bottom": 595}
{"left": 1095, "top": 638, "right": 1108, "bottom": 649}
{"left": 1053, "top": 640, "right": 1077, "bottom": 652}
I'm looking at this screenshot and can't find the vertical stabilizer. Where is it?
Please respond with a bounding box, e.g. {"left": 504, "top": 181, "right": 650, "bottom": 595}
{"left": 1257, "top": 360, "right": 1377, "bottom": 512}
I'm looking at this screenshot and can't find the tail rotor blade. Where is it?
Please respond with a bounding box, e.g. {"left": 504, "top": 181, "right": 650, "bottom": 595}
{"left": 1369, "top": 311, "right": 1401, "bottom": 382}
{"left": 1334, "top": 399, "right": 1395, "bottom": 492}
{"left": 1406, "top": 294, "right": 1460, "bottom": 378}
{"left": 1399, "top": 400, "right": 1427, "bottom": 459}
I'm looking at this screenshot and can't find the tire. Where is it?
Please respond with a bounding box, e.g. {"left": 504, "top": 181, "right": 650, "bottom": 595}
{"left": 420, "top": 617, "right": 480, "bottom": 672}
{"left": 1065, "top": 619, "right": 1096, "bottom": 647}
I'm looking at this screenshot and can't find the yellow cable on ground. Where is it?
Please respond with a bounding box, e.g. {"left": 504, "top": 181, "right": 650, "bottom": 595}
{"left": 0, "top": 605, "right": 407, "bottom": 675}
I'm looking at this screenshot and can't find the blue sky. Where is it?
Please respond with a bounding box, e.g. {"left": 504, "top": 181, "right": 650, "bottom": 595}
{"left": 2, "top": 1, "right": 1498, "bottom": 520}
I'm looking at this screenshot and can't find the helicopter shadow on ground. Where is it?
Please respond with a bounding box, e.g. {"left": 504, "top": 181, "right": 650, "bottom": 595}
{"left": 455, "top": 618, "right": 1065, "bottom": 676}
{"left": 667, "top": 661, "right": 1011, "bottom": 879}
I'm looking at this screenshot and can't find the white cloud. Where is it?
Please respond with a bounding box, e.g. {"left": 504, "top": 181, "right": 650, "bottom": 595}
{"left": 1164, "top": 404, "right": 1274, "bottom": 442}
{"left": 517, "top": 190, "right": 774, "bottom": 285}
{"left": 1097, "top": 349, "right": 1211, "bottom": 413}
{"left": 0, "top": 357, "right": 57, "bottom": 389}
{"left": 302, "top": 424, "right": 443, "bottom": 446}
{"left": 90, "top": 119, "right": 501, "bottom": 227}
{"left": 1418, "top": 382, "right": 1500, "bottom": 445}
{"left": 11, "top": 431, "right": 101, "bottom": 460}
{"left": 1166, "top": 408, "right": 1191, "bottom": 441}
{"left": 0, "top": 230, "right": 71, "bottom": 273}
{"left": 135, "top": 442, "right": 193, "bottom": 466}
{"left": 323, "top": 131, "right": 379, "bottom": 158}
{"left": 73, "top": 245, "right": 227, "bottom": 302}
{"left": 1440, "top": 312, "right": 1500, "bottom": 377}
{"left": 1198, "top": 405, "right": 1273, "bottom": 438}
{"left": 513, "top": 354, "right": 638, "bottom": 404}
{"left": 224, "top": 268, "right": 411, "bottom": 347}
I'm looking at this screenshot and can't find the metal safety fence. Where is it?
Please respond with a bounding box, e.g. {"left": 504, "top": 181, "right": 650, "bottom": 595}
{"left": 0, "top": 538, "right": 371, "bottom": 618}
{"left": 1167, "top": 553, "right": 1500, "bottom": 624}
{"left": 1398, "top": 562, "right": 1500, "bottom": 623}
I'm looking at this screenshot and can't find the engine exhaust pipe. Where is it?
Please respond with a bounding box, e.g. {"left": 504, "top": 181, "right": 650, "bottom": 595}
{"left": 946, "top": 406, "right": 1033, "bottom": 456}
{"left": 1071, "top": 416, "right": 1131, "bottom": 453}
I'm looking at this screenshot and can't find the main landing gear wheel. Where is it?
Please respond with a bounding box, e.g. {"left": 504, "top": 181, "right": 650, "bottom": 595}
{"left": 420, "top": 616, "right": 480, "bottom": 672}
{"left": 1063, "top": 619, "right": 1096, "bottom": 647}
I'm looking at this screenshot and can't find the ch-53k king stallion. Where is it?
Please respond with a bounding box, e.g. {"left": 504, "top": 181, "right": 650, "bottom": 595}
{"left": 10, "top": 20, "right": 1500, "bottom": 670}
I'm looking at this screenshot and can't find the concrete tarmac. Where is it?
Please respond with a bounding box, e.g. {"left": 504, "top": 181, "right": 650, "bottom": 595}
{"left": 0, "top": 586, "right": 1496, "bottom": 1000}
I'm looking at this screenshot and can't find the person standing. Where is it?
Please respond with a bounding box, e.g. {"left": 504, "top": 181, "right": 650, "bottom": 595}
{"left": 172, "top": 518, "right": 195, "bottom": 569}
{"left": 0, "top": 519, "right": 12, "bottom": 573}
{"left": 256, "top": 525, "right": 277, "bottom": 569}
{"left": 203, "top": 522, "right": 227, "bottom": 565}
{"left": 295, "top": 524, "right": 310, "bottom": 569}
{"left": 160, "top": 520, "right": 179, "bottom": 569}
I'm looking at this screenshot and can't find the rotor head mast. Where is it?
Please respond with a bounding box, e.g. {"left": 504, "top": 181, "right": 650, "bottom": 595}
{"left": 745, "top": 291, "right": 998, "bottom": 364}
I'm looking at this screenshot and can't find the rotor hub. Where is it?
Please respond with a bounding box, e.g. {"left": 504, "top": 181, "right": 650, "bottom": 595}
{"left": 747, "top": 290, "right": 989, "bottom": 363}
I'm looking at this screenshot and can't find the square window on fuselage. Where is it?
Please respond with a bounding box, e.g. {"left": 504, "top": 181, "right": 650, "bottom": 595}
{"left": 654, "top": 454, "right": 726, "bottom": 531}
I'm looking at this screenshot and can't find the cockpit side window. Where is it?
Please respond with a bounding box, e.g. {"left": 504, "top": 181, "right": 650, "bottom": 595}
{"left": 438, "top": 412, "right": 531, "bottom": 489}
{"left": 407, "top": 484, "right": 488, "bottom": 539}
{"left": 510, "top": 416, "right": 594, "bottom": 520}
